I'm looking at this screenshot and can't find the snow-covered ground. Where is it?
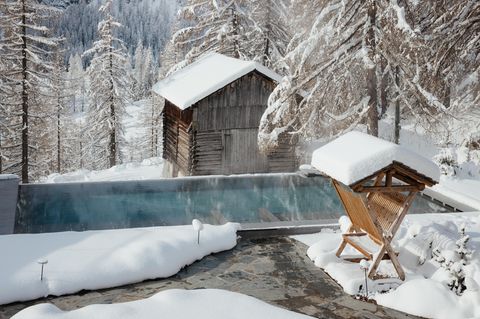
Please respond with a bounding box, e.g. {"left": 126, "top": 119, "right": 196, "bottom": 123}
{"left": 12, "top": 289, "right": 313, "bottom": 319}
{"left": 293, "top": 213, "right": 480, "bottom": 319}
{"left": 0, "top": 223, "right": 239, "bottom": 305}
{"left": 380, "top": 122, "right": 480, "bottom": 211}
{"left": 429, "top": 176, "right": 480, "bottom": 211}
{"left": 40, "top": 157, "right": 164, "bottom": 183}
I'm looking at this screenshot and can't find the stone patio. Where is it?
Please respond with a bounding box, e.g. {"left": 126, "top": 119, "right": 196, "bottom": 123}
{"left": 0, "top": 236, "right": 420, "bottom": 319}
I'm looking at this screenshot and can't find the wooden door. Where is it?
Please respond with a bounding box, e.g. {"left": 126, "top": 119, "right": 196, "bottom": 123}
{"left": 222, "top": 128, "right": 268, "bottom": 174}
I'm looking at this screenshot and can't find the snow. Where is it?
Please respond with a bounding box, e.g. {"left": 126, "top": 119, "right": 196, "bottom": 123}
{"left": 40, "top": 157, "right": 164, "bottom": 183}
{"left": 429, "top": 176, "right": 480, "bottom": 211}
{"left": 0, "top": 174, "right": 18, "bottom": 180}
{"left": 192, "top": 219, "right": 204, "bottom": 231}
{"left": 152, "top": 52, "right": 282, "bottom": 110}
{"left": 377, "top": 121, "right": 480, "bottom": 211}
{"left": 292, "top": 212, "right": 480, "bottom": 319}
{"left": 12, "top": 289, "right": 314, "bottom": 319}
{"left": 311, "top": 131, "right": 440, "bottom": 186}
{"left": 0, "top": 223, "right": 240, "bottom": 305}
{"left": 391, "top": 0, "right": 414, "bottom": 34}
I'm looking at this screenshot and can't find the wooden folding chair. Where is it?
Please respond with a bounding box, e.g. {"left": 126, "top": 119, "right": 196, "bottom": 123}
{"left": 333, "top": 179, "right": 416, "bottom": 280}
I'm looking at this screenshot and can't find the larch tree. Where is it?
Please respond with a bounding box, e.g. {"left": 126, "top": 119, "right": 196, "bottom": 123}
{"left": 0, "top": 0, "right": 61, "bottom": 182}
{"left": 246, "top": 0, "right": 291, "bottom": 71}
{"left": 83, "top": 0, "right": 130, "bottom": 169}
{"left": 66, "top": 53, "right": 87, "bottom": 113}
{"left": 132, "top": 40, "right": 144, "bottom": 100}
{"left": 258, "top": 0, "right": 479, "bottom": 152}
{"left": 259, "top": 0, "right": 380, "bottom": 152}
{"left": 168, "top": 0, "right": 253, "bottom": 74}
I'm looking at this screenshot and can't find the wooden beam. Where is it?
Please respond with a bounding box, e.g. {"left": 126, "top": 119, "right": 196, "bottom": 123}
{"left": 343, "top": 236, "right": 373, "bottom": 259}
{"left": 392, "top": 161, "right": 436, "bottom": 186}
{"left": 357, "top": 185, "right": 423, "bottom": 193}
{"left": 393, "top": 172, "right": 420, "bottom": 186}
{"left": 350, "top": 165, "right": 393, "bottom": 190}
{"left": 386, "top": 169, "right": 395, "bottom": 187}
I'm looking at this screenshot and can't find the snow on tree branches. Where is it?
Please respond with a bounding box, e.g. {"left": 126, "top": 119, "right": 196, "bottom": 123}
{"left": 83, "top": 0, "right": 130, "bottom": 169}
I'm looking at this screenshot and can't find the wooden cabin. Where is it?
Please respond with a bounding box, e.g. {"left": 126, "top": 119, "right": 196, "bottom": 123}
{"left": 152, "top": 53, "right": 297, "bottom": 177}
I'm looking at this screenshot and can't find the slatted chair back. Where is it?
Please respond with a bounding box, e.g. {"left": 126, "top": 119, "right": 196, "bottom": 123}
{"left": 332, "top": 180, "right": 382, "bottom": 242}
{"left": 367, "top": 192, "right": 406, "bottom": 235}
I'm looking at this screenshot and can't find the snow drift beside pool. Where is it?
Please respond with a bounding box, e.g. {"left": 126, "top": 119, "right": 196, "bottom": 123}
{"left": 12, "top": 289, "right": 314, "bottom": 319}
{"left": 0, "top": 223, "right": 240, "bottom": 305}
{"left": 293, "top": 212, "right": 480, "bottom": 319}
{"left": 311, "top": 131, "right": 440, "bottom": 186}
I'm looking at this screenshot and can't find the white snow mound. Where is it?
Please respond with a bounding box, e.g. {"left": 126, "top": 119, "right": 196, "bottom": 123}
{"left": 12, "top": 289, "right": 314, "bottom": 319}
{"left": 0, "top": 223, "right": 240, "bottom": 305}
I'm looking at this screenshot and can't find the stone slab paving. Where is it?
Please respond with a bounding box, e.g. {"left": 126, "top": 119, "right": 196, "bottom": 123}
{"left": 0, "top": 237, "right": 421, "bottom": 319}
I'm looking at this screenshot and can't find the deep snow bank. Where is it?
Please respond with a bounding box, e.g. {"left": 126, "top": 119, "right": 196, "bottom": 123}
{"left": 0, "top": 223, "right": 240, "bottom": 305}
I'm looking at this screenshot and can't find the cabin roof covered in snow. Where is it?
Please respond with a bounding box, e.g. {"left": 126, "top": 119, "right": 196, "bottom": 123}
{"left": 152, "top": 53, "right": 282, "bottom": 110}
{"left": 311, "top": 131, "right": 440, "bottom": 186}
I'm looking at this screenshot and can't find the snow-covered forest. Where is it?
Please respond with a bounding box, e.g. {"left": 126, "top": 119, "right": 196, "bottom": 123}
{"left": 0, "top": 0, "right": 478, "bottom": 182}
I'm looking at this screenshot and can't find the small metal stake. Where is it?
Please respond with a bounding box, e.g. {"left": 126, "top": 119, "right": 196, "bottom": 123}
{"left": 38, "top": 260, "right": 48, "bottom": 281}
{"left": 360, "top": 260, "right": 369, "bottom": 298}
{"left": 364, "top": 268, "right": 368, "bottom": 298}
{"left": 197, "top": 230, "right": 200, "bottom": 245}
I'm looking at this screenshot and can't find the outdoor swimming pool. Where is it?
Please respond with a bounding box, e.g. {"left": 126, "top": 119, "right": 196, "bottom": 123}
{"left": 14, "top": 173, "right": 451, "bottom": 233}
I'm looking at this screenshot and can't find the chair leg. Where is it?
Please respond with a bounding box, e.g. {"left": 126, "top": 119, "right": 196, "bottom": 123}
{"left": 336, "top": 225, "right": 354, "bottom": 257}
{"left": 367, "top": 242, "right": 405, "bottom": 280}
{"left": 335, "top": 239, "right": 348, "bottom": 257}
{"left": 384, "top": 241, "right": 405, "bottom": 280}
{"left": 367, "top": 244, "right": 386, "bottom": 279}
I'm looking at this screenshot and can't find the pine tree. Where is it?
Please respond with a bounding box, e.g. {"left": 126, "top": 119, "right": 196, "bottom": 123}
{"left": 0, "top": 0, "right": 61, "bottom": 182}
{"left": 246, "top": 0, "right": 290, "bottom": 71}
{"left": 66, "top": 53, "right": 87, "bottom": 113}
{"left": 168, "top": 0, "right": 252, "bottom": 73}
{"left": 51, "top": 46, "right": 69, "bottom": 173}
{"left": 133, "top": 40, "right": 144, "bottom": 100}
{"left": 83, "top": 0, "right": 130, "bottom": 169}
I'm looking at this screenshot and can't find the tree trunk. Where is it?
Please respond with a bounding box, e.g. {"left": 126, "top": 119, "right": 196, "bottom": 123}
{"left": 108, "top": 46, "right": 116, "bottom": 168}
{"left": 443, "top": 82, "right": 451, "bottom": 108}
{"left": 80, "top": 140, "right": 84, "bottom": 169}
{"left": 379, "top": 56, "right": 388, "bottom": 118}
{"left": 394, "top": 65, "right": 401, "bottom": 144}
{"left": 366, "top": 0, "right": 378, "bottom": 137}
{"left": 21, "top": 0, "right": 29, "bottom": 183}
{"left": 262, "top": 2, "right": 271, "bottom": 66}
{"left": 57, "top": 100, "right": 61, "bottom": 172}
{"left": 230, "top": 6, "right": 240, "bottom": 59}
{"left": 151, "top": 100, "right": 156, "bottom": 157}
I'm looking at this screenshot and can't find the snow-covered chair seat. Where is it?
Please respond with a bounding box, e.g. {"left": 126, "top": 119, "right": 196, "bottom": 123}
{"left": 311, "top": 131, "right": 440, "bottom": 280}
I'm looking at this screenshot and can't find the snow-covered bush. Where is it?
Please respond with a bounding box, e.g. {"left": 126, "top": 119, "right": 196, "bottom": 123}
{"left": 434, "top": 148, "right": 459, "bottom": 176}
{"left": 432, "top": 225, "right": 473, "bottom": 295}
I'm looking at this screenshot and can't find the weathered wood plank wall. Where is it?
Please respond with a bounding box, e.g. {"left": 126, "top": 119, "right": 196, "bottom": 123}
{"left": 163, "top": 101, "right": 193, "bottom": 174}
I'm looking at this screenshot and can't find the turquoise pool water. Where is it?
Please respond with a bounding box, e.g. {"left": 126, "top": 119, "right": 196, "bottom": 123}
{"left": 14, "top": 173, "right": 450, "bottom": 233}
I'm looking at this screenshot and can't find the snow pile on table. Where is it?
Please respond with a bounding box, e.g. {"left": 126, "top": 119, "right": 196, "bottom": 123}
{"left": 0, "top": 223, "right": 240, "bottom": 305}
{"left": 152, "top": 52, "right": 282, "bottom": 110}
{"left": 40, "top": 157, "right": 164, "bottom": 183}
{"left": 12, "top": 289, "right": 313, "bottom": 319}
{"left": 311, "top": 131, "right": 440, "bottom": 186}
{"left": 293, "top": 213, "right": 480, "bottom": 319}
